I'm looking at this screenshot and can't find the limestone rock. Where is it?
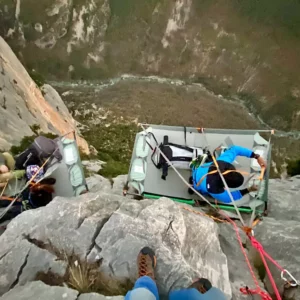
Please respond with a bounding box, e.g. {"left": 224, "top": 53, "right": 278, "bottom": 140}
{"left": 219, "top": 224, "right": 265, "bottom": 300}
{"left": 111, "top": 175, "right": 127, "bottom": 196}
{"left": 0, "top": 281, "right": 78, "bottom": 300}
{"left": 2, "top": 0, "right": 300, "bottom": 129}
{"left": 255, "top": 217, "right": 300, "bottom": 300}
{"left": 79, "top": 293, "right": 124, "bottom": 300}
{"left": 268, "top": 177, "right": 300, "bottom": 222}
{"left": 86, "top": 174, "right": 112, "bottom": 193}
{"left": 41, "top": 84, "right": 73, "bottom": 121}
{"left": 92, "top": 198, "right": 231, "bottom": 297}
{"left": 86, "top": 174, "right": 128, "bottom": 196}
{"left": 0, "top": 236, "right": 67, "bottom": 295}
{"left": 0, "top": 193, "right": 232, "bottom": 298}
{"left": 34, "top": 23, "right": 43, "bottom": 33}
{"left": 0, "top": 36, "right": 88, "bottom": 153}
{"left": 0, "top": 281, "right": 124, "bottom": 300}
{"left": 82, "top": 160, "right": 105, "bottom": 173}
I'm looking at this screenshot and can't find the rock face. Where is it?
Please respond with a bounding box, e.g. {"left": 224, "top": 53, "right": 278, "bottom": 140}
{"left": 0, "top": 192, "right": 232, "bottom": 298}
{"left": 0, "top": 36, "right": 88, "bottom": 152}
{"left": 267, "top": 176, "right": 300, "bottom": 222}
{"left": 86, "top": 174, "right": 127, "bottom": 196}
{"left": 220, "top": 176, "right": 300, "bottom": 299}
{"left": 0, "top": 177, "right": 299, "bottom": 299}
{"left": 2, "top": 1, "right": 300, "bottom": 129}
{"left": 82, "top": 160, "right": 106, "bottom": 174}
{"left": 0, "top": 281, "right": 122, "bottom": 300}
{"left": 255, "top": 218, "right": 300, "bottom": 300}
{"left": 86, "top": 174, "right": 112, "bottom": 193}
{"left": 0, "top": 281, "right": 78, "bottom": 300}
{"left": 252, "top": 176, "right": 300, "bottom": 300}
{"left": 218, "top": 224, "right": 265, "bottom": 300}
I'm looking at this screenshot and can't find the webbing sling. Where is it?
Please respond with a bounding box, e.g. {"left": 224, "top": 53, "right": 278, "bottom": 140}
{"left": 196, "top": 169, "right": 250, "bottom": 187}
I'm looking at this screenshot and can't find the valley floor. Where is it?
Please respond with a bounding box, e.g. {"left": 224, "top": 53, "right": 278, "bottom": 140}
{"left": 53, "top": 78, "right": 300, "bottom": 178}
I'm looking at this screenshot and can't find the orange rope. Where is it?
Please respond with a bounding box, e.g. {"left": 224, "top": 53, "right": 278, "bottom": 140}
{"left": 182, "top": 202, "right": 271, "bottom": 299}
{"left": 181, "top": 206, "right": 229, "bottom": 224}
{"left": 0, "top": 196, "right": 15, "bottom": 201}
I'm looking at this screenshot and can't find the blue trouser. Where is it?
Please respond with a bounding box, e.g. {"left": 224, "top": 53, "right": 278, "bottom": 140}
{"left": 125, "top": 276, "right": 159, "bottom": 300}
{"left": 125, "top": 276, "right": 226, "bottom": 300}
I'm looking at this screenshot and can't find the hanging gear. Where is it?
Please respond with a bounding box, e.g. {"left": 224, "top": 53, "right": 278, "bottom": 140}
{"left": 26, "top": 165, "right": 44, "bottom": 182}
{"left": 151, "top": 135, "right": 210, "bottom": 180}
{"left": 15, "top": 136, "right": 62, "bottom": 170}
{"left": 139, "top": 124, "right": 300, "bottom": 300}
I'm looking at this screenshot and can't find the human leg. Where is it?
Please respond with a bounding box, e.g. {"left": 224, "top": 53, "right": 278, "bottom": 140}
{"left": 169, "top": 278, "right": 226, "bottom": 300}
{"left": 125, "top": 247, "right": 159, "bottom": 300}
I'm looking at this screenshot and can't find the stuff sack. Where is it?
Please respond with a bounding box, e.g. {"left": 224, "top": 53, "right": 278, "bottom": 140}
{"left": 15, "top": 136, "right": 62, "bottom": 170}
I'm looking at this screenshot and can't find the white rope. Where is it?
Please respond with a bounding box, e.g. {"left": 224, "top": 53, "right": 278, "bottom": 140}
{"left": 139, "top": 124, "right": 274, "bottom": 227}
{"left": 139, "top": 124, "right": 218, "bottom": 210}
{"left": 0, "top": 149, "right": 58, "bottom": 221}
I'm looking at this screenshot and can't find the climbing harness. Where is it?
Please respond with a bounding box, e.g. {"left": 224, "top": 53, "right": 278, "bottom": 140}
{"left": 199, "top": 128, "right": 299, "bottom": 300}
{"left": 139, "top": 124, "right": 299, "bottom": 300}
{"left": 196, "top": 169, "right": 250, "bottom": 187}
{"left": 199, "top": 128, "right": 246, "bottom": 226}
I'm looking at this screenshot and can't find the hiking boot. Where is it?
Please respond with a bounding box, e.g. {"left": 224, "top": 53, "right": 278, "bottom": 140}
{"left": 188, "top": 278, "right": 212, "bottom": 294}
{"left": 137, "top": 247, "right": 157, "bottom": 280}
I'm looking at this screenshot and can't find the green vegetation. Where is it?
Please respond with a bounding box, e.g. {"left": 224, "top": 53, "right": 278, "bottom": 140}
{"left": 236, "top": 92, "right": 261, "bottom": 115}
{"left": 19, "top": 0, "right": 54, "bottom": 24}
{"left": 28, "top": 70, "right": 46, "bottom": 88}
{"left": 0, "top": 0, "right": 15, "bottom": 37}
{"left": 82, "top": 123, "right": 138, "bottom": 178}
{"left": 32, "top": 241, "right": 133, "bottom": 295}
{"left": 193, "top": 76, "right": 233, "bottom": 98}
{"left": 287, "top": 159, "right": 300, "bottom": 177}
{"left": 233, "top": 0, "right": 300, "bottom": 37}
{"left": 66, "top": 257, "right": 133, "bottom": 295}
{"left": 264, "top": 95, "right": 300, "bottom": 130}
{"left": 109, "top": 0, "right": 160, "bottom": 20}
{"left": 30, "top": 124, "right": 41, "bottom": 135}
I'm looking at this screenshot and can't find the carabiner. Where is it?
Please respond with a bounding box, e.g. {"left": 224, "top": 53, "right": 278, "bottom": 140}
{"left": 281, "top": 270, "right": 299, "bottom": 287}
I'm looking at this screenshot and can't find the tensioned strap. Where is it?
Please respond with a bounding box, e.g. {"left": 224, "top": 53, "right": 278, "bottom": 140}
{"left": 199, "top": 128, "right": 246, "bottom": 226}
{"left": 167, "top": 142, "right": 194, "bottom": 152}
{"left": 196, "top": 169, "right": 250, "bottom": 187}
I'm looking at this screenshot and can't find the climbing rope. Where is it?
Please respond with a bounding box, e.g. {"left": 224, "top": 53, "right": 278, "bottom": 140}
{"left": 198, "top": 128, "right": 295, "bottom": 300}
{"left": 183, "top": 203, "right": 272, "bottom": 299}
{"left": 181, "top": 206, "right": 230, "bottom": 224}
{"left": 0, "top": 181, "right": 8, "bottom": 200}
{"left": 139, "top": 124, "right": 298, "bottom": 299}
{"left": 198, "top": 128, "right": 247, "bottom": 226}
{"left": 0, "top": 154, "right": 54, "bottom": 221}
{"left": 182, "top": 205, "right": 299, "bottom": 300}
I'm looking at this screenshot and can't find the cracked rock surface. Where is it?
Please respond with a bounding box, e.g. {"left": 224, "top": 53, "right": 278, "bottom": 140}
{"left": 0, "top": 281, "right": 78, "bottom": 300}
{"left": 86, "top": 174, "right": 127, "bottom": 196}
{"left": 0, "top": 192, "right": 232, "bottom": 299}
{"left": 0, "top": 281, "right": 124, "bottom": 300}
{"left": 0, "top": 37, "right": 88, "bottom": 152}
